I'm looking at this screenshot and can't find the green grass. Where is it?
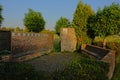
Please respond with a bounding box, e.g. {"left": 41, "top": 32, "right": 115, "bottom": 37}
{"left": 0, "top": 62, "right": 40, "bottom": 80}
{"left": 93, "top": 35, "right": 120, "bottom": 80}
{"left": 112, "top": 55, "right": 120, "bottom": 80}
{"left": 52, "top": 54, "right": 109, "bottom": 80}
{"left": 52, "top": 34, "right": 61, "bottom": 52}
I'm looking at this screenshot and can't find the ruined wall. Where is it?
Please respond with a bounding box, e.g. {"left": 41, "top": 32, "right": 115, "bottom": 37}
{"left": 81, "top": 44, "right": 115, "bottom": 79}
{"left": 11, "top": 32, "right": 53, "bottom": 54}
{"left": 0, "top": 30, "right": 11, "bottom": 51}
{"left": 60, "top": 28, "right": 77, "bottom": 52}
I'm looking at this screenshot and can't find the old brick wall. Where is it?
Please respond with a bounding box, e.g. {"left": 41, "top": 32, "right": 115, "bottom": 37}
{"left": 11, "top": 32, "right": 53, "bottom": 54}
{"left": 60, "top": 28, "right": 77, "bottom": 52}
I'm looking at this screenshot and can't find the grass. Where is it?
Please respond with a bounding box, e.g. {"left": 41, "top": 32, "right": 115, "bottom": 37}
{"left": 112, "top": 55, "right": 120, "bottom": 80}
{"left": 93, "top": 35, "right": 120, "bottom": 80}
{"left": 52, "top": 34, "right": 61, "bottom": 52}
{"left": 52, "top": 53, "right": 109, "bottom": 80}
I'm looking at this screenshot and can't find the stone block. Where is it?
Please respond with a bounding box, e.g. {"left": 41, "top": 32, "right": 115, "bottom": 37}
{"left": 60, "top": 28, "right": 77, "bottom": 52}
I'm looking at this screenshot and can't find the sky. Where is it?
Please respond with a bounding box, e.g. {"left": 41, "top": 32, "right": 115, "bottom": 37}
{"left": 0, "top": 0, "right": 120, "bottom": 30}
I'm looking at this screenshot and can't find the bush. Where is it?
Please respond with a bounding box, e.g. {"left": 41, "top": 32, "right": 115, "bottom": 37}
{"left": 0, "top": 62, "right": 40, "bottom": 80}
{"left": 0, "top": 50, "right": 11, "bottom": 55}
{"left": 52, "top": 34, "right": 61, "bottom": 52}
{"left": 52, "top": 55, "right": 109, "bottom": 80}
{"left": 76, "top": 32, "right": 92, "bottom": 51}
{"left": 94, "top": 35, "right": 120, "bottom": 55}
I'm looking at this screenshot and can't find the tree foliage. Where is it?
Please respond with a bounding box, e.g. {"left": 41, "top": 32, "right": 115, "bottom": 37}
{"left": 15, "top": 27, "right": 23, "bottom": 32}
{"left": 72, "top": 0, "right": 94, "bottom": 50}
{"left": 88, "top": 3, "right": 120, "bottom": 38}
{"left": 72, "top": 0, "right": 94, "bottom": 38}
{"left": 55, "top": 17, "right": 70, "bottom": 35}
{"left": 0, "top": 5, "right": 3, "bottom": 27}
{"left": 24, "top": 9, "right": 45, "bottom": 33}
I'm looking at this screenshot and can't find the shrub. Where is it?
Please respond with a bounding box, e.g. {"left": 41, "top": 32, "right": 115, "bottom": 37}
{"left": 0, "top": 62, "right": 40, "bottom": 80}
{"left": 52, "top": 34, "right": 61, "bottom": 52}
{"left": 94, "top": 35, "right": 120, "bottom": 55}
{"left": 52, "top": 55, "right": 109, "bottom": 80}
{"left": 76, "top": 32, "right": 92, "bottom": 51}
{"left": 0, "top": 50, "right": 11, "bottom": 55}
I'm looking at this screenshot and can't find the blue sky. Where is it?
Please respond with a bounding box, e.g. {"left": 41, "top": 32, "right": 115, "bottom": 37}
{"left": 0, "top": 0, "right": 120, "bottom": 30}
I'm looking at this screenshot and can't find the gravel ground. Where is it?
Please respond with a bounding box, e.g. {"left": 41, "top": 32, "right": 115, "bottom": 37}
{"left": 27, "top": 52, "right": 81, "bottom": 72}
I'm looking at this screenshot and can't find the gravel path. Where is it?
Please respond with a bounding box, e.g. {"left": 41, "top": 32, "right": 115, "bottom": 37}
{"left": 27, "top": 52, "right": 81, "bottom": 72}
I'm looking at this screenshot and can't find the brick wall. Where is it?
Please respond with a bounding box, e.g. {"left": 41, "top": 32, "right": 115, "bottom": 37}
{"left": 11, "top": 32, "right": 53, "bottom": 54}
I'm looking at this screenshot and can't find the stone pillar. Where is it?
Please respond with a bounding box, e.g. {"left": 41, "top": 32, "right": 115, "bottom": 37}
{"left": 60, "top": 28, "right": 77, "bottom": 52}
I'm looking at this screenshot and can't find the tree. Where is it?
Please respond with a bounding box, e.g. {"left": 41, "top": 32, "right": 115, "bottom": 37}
{"left": 15, "top": 27, "right": 23, "bottom": 32}
{"left": 0, "top": 5, "right": 4, "bottom": 28}
{"left": 24, "top": 8, "right": 45, "bottom": 33}
{"left": 89, "top": 3, "right": 120, "bottom": 38}
{"left": 88, "top": 3, "right": 120, "bottom": 47}
{"left": 55, "top": 17, "right": 70, "bottom": 35}
{"left": 72, "top": 0, "right": 94, "bottom": 49}
{"left": 72, "top": 0, "right": 94, "bottom": 37}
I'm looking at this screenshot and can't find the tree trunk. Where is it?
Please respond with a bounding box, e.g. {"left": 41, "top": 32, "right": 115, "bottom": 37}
{"left": 103, "top": 38, "right": 106, "bottom": 49}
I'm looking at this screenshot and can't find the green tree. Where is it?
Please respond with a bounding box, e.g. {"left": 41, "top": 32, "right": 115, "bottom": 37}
{"left": 24, "top": 8, "right": 45, "bottom": 33}
{"left": 24, "top": 27, "right": 29, "bottom": 32}
{"left": 55, "top": 17, "right": 70, "bottom": 35}
{"left": 0, "top": 5, "right": 4, "bottom": 28}
{"left": 88, "top": 3, "right": 120, "bottom": 47}
{"left": 72, "top": 0, "right": 94, "bottom": 49}
{"left": 15, "top": 27, "right": 23, "bottom": 32}
{"left": 91, "top": 3, "right": 120, "bottom": 37}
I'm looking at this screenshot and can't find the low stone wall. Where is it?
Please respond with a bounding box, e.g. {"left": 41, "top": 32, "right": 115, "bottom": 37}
{"left": 11, "top": 32, "right": 53, "bottom": 55}
{"left": 81, "top": 44, "right": 115, "bottom": 80}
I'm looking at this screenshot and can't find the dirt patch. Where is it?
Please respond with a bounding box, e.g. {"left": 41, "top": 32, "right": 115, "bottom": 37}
{"left": 27, "top": 52, "right": 81, "bottom": 72}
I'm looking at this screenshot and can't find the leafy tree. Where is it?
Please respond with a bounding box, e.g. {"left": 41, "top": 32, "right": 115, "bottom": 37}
{"left": 72, "top": 0, "right": 94, "bottom": 49}
{"left": 24, "top": 27, "right": 29, "bottom": 32}
{"left": 93, "top": 3, "right": 120, "bottom": 37}
{"left": 88, "top": 3, "right": 120, "bottom": 47}
{"left": 55, "top": 17, "right": 70, "bottom": 35}
{"left": 24, "top": 8, "right": 45, "bottom": 33}
{"left": 72, "top": 0, "right": 94, "bottom": 37}
{"left": 0, "top": 5, "right": 4, "bottom": 28}
{"left": 15, "top": 27, "right": 23, "bottom": 32}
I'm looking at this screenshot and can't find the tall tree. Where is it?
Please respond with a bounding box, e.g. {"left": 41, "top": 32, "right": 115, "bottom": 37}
{"left": 0, "top": 5, "right": 4, "bottom": 28}
{"left": 89, "top": 3, "right": 120, "bottom": 38}
{"left": 24, "top": 9, "right": 45, "bottom": 32}
{"left": 55, "top": 16, "right": 70, "bottom": 35}
{"left": 72, "top": 0, "right": 94, "bottom": 37}
{"left": 72, "top": 0, "right": 94, "bottom": 49}
{"left": 88, "top": 3, "right": 120, "bottom": 48}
